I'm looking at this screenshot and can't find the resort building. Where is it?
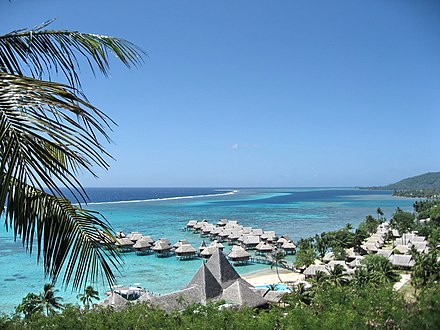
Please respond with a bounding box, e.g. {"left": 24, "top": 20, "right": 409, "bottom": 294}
{"left": 138, "top": 249, "right": 267, "bottom": 312}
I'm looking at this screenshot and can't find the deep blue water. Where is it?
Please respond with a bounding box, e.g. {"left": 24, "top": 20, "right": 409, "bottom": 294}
{"left": 0, "top": 187, "right": 416, "bottom": 313}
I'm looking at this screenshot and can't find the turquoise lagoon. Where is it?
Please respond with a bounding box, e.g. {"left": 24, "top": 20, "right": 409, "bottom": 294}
{"left": 0, "top": 188, "right": 416, "bottom": 313}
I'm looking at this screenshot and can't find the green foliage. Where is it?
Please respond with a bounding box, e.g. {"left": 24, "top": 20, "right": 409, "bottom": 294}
{"left": 391, "top": 208, "right": 415, "bottom": 235}
{"left": 3, "top": 283, "right": 440, "bottom": 329}
{"left": 15, "top": 284, "right": 63, "bottom": 318}
{"left": 361, "top": 254, "right": 400, "bottom": 284}
{"left": 77, "top": 286, "right": 100, "bottom": 309}
{"left": 411, "top": 251, "right": 440, "bottom": 289}
{"left": 294, "top": 248, "right": 316, "bottom": 268}
{"left": 0, "top": 18, "right": 143, "bottom": 289}
{"left": 14, "top": 293, "right": 42, "bottom": 318}
{"left": 270, "top": 251, "right": 287, "bottom": 283}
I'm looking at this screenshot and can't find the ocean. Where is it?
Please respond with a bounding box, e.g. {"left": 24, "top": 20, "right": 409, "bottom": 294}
{"left": 0, "top": 187, "right": 416, "bottom": 313}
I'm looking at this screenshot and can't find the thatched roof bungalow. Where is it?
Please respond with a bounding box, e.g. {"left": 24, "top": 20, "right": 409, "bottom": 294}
{"left": 175, "top": 244, "right": 197, "bottom": 260}
{"left": 152, "top": 240, "right": 172, "bottom": 257}
{"left": 228, "top": 246, "right": 251, "bottom": 264}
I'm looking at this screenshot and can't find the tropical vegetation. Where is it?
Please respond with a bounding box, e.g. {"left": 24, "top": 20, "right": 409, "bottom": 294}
{"left": 0, "top": 19, "right": 143, "bottom": 289}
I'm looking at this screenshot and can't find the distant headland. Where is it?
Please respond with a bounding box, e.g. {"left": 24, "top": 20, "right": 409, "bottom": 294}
{"left": 360, "top": 172, "right": 440, "bottom": 198}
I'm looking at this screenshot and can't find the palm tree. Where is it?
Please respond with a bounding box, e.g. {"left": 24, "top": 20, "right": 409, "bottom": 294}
{"left": 77, "top": 285, "right": 100, "bottom": 309}
{"left": 270, "top": 251, "right": 288, "bottom": 283}
{"left": 326, "top": 264, "right": 349, "bottom": 287}
{"left": 351, "top": 266, "right": 372, "bottom": 288}
{"left": 39, "top": 284, "right": 64, "bottom": 316}
{"left": 362, "top": 254, "right": 400, "bottom": 284}
{"left": 0, "top": 19, "right": 143, "bottom": 289}
{"left": 411, "top": 251, "right": 440, "bottom": 290}
{"left": 376, "top": 207, "right": 384, "bottom": 221}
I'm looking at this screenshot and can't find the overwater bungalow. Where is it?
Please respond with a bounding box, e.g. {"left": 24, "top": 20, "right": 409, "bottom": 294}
{"left": 261, "top": 231, "right": 278, "bottom": 243}
{"left": 227, "top": 231, "right": 241, "bottom": 245}
{"left": 201, "top": 224, "right": 215, "bottom": 237}
{"left": 200, "top": 246, "right": 217, "bottom": 259}
{"left": 173, "top": 239, "right": 190, "bottom": 249}
{"left": 209, "top": 227, "right": 223, "bottom": 240}
{"left": 152, "top": 240, "right": 172, "bottom": 257}
{"left": 228, "top": 245, "right": 251, "bottom": 265}
{"left": 127, "top": 231, "right": 143, "bottom": 242}
{"left": 276, "top": 237, "right": 288, "bottom": 248}
{"left": 115, "top": 237, "right": 135, "bottom": 252}
{"left": 217, "top": 219, "right": 228, "bottom": 227}
{"left": 185, "top": 220, "right": 198, "bottom": 230}
{"left": 241, "top": 235, "right": 260, "bottom": 250}
{"left": 133, "top": 240, "right": 152, "bottom": 255}
{"left": 193, "top": 220, "right": 208, "bottom": 233}
{"left": 255, "top": 242, "right": 273, "bottom": 255}
{"left": 218, "top": 230, "right": 232, "bottom": 242}
{"left": 175, "top": 244, "right": 197, "bottom": 260}
{"left": 282, "top": 242, "right": 296, "bottom": 254}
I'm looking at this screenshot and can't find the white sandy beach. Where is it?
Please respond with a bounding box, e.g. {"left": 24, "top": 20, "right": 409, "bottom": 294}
{"left": 242, "top": 268, "right": 305, "bottom": 286}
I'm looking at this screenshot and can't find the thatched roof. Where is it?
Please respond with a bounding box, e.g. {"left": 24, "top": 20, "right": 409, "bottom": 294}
{"left": 389, "top": 254, "right": 415, "bottom": 268}
{"left": 255, "top": 242, "right": 273, "bottom": 251}
{"left": 140, "top": 236, "right": 154, "bottom": 244}
{"left": 99, "top": 292, "right": 128, "bottom": 309}
{"left": 173, "top": 239, "right": 189, "bottom": 248}
{"left": 146, "top": 286, "right": 203, "bottom": 313}
{"left": 158, "top": 238, "right": 171, "bottom": 245}
{"left": 376, "top": 249, "right": 393, "bottom": 258}
{"left": 282, "top": 242, "right": 296, "bottom": 250}
{"left": 412, "top": 241, "right": 428, "bottom": 253}
{"left": 133, "top": 240, "right": 152, "bottom": 249}
{"left": 186, "top": 220, "right": 198, "bottom": 227}
{"left": 221, "top": 279, "right": 267, "bottom": 308}
{"left": 252, "top": 228, "right": 264, "bottom": 236}
{"left": 277, "top": 237, "right": 288, "bottom": 245}
{"left": 361, "top": 242, "right": 379, "bottom": 252}
{"left": 327, "top": 260, "right": 350, "bottom": 272}
{"left": 242, "top": 235, "right": 260, "bottom": 245}
{"left": 228, "top": 246, "right": 251, "bottom": 259}
{"left": 116, "top": 237, "right": 135, "bottom": 247}
{"left": 175, "top": 244, "right": 196, "bottom": 254}
{"left": 128, "top": 232, "right": 143, "bottom": 242}
{"left": 210, "top": 227, "right": 223, "bottom": 235}
{"left": 303, "top": 264, "right": 329, "bottom": 276}
{"left": 200, "top": 246, "right": 217, "bottom": 256}
{"left": 185, "top": 263, "right": 223, "bottom": 300}
{"left": 206, "top": 248, "right": 244, "bottom": 289}
{"left": 152, "top": 241, "right": 171, "bottom": 251}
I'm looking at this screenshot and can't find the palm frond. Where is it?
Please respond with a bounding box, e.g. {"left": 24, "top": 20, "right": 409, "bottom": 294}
{"left": 0, "top": 72, "right": 111, "bottom": 204}
{"left": 0, "top": 20, "right": 145, "bottom": 88}
{"left": 4, "top": 180, "right": 122, "bottom": 289}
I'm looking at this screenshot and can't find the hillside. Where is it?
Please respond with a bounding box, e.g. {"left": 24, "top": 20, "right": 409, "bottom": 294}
{"left": 363, "top": 172, "right": 440, "bottom": 191}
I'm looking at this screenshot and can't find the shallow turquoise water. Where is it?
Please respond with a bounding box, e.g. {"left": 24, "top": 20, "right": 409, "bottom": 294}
{"left": 0, "top": 188, "right": 415, "bottom": 313}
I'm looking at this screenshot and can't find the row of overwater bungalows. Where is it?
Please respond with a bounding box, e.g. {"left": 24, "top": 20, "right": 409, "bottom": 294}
{"left": 185, "top": 219, "right": 296, "bottom": 256}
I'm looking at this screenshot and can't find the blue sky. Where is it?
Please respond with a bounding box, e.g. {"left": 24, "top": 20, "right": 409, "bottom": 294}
{"left": 2, "top": 0, "right": 440, "bottom": 187}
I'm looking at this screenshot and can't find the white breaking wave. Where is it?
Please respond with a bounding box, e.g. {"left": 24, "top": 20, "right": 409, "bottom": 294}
{"left": 85, "top": 190, "right": 238, "bottom": 205}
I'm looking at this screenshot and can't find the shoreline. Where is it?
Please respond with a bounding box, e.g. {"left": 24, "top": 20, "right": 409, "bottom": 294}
{"left": 242, "top": 268, "right": 305, "bottom": 286}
